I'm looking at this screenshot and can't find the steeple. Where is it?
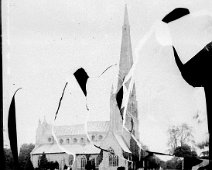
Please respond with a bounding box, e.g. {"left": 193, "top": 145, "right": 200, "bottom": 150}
{"left": 124, "top": 4, "right": 129, "bottom": 26}
{"left": 117, "top": 4, "right": 133, "bottom": 91}
{"left": 115, "top": 5, "right": 139, "bottom": 140}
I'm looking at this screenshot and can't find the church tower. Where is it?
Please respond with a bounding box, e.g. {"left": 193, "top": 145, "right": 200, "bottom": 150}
{"left": 117, "top": 5, "right": 139, "bottom": 140}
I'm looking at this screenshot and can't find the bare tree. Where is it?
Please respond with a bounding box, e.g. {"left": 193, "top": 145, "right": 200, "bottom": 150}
{"left": 167, "top": 124, "right": 194, "bottom": 154}
{"left": 167, "top": 126, "right": 180, "bottom": 153}
{"left": 179, "top": 123, "right": 194, "bottom": 146}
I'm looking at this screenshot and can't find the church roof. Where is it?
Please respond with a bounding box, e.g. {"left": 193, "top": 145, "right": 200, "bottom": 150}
{"left": 31, "top": 143, "right": 100, "bottom": 155}
{"left": 54, "top": 121, "right": 110, "bottom": 136}
{"left": 114, "top": 133, "right": 131, "bottom": 153}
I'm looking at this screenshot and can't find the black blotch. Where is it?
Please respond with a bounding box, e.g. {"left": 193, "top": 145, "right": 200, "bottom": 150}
{"left": 162, "top": 8, "right": 190, "bottom": 23}
{"left": 116, "top": 86, "right": 123, "bottom": 111}
{"left": 73, "top": 68, "right": 89, "bottom": 96}
{"left": 183, "top": 157, "right": 203, "bottom": 170}
{"left": 172, "top": 42, "right": 211, "bottom": 87}
{"left": 54, "top": 82, "right": 68, "bottom": 120}
{"left": 172, "top": 41, "right": 212, "bottom": 161}
{"left": 8, "top": 90, "right": 21, "bottom": 169}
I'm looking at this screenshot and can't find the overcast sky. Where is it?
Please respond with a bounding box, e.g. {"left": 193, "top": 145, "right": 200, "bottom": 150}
{"left": 3, "top": 0, "right": 212, "bottom": 155}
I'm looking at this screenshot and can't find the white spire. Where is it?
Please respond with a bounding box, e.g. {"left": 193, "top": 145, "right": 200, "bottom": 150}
{"left": 124, "top": 4, "right": 129, "bottom": 26}
{"left": 117, "top": 4, "right": 133, "bottom": 91}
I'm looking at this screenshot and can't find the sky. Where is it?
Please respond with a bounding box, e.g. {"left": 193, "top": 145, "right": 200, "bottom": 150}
{"left": 2, "top": 0, "right": 212, "bottom": 155}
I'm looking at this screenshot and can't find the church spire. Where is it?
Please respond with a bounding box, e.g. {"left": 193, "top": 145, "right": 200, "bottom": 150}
{"left": 117, "top": 4, "right": 133, "bottom": 91}
{"left": 124, "top": 4, "right": 129, "bottom": 26}
{"left": 115, "top": 5, "right": 139, "bottom": 140}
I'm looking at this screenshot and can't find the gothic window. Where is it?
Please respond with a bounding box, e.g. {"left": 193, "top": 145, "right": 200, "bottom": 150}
{"left": 91, "top": 135, "right": 95, "bottom": 141}
{"left": 80, "top": 137, "right": 85, "bottom": 144}
{"left": 109, "top": 154, "right": 113, "bottom": 166}
{"left": 69, "top": 155, "right": 74, "bottom": 166}
{"left": 109, "top": 154, "right": 119, "bottom": 167}
{"left": 98, "top": 135, "right": 103, "bottom": 140}
{"left": 66, "top": 138, "right": 70, "bottom": 144}
{"left": 48, "top": 137, "right": 52, "bottom": 142}
{"left": 73, "top": 138, "right": 77, "bottom": 143}
{"left": 81, "top": 156, "right": 87, "bottom": 168}
{"left": 59, "top": 139, "right": 63, "bottom": 144}
{"left": 108, "top": 148, "right": 119, "bottom": 167}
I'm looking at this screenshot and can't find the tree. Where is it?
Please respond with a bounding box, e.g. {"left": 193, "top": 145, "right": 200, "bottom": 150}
{"left": 47, "top": 161, "right": 59, "bottom": 170}
{"left": 24, "top": 158, "right": 34, "bottom": 170}
{"left": 167, "top": 126, "right": 180, "bottom": 153}
{"left": 173, "top": 145, "right": 200, "bottom": 170}
{"left": 19, "top": 143, "right": 35, "bottom": 170}
{"left": 54, "top": 161, "right": 59, "bottom": 169}
{"left": 4, "top": 148, "right": 14, "bottom": 170}
{"left": 167, "top": 123, "right": 194, "bottom": 154}
{"left": 174, "top": 144, "right": 197, "bottom": 158}
{"left": 38, "top": 152, "right": 48, "bottom": 170}
{"left": 165, "top": 157, "right": 182, "bottom": 170}
{"left": 147, "top": 155, "right": 161, "bottom": 169}
{"left": 179, "top": 124, "right": 194, "bottom": 146}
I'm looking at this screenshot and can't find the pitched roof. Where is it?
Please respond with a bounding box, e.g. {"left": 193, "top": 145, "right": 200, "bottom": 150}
{"left": 53, "top": 121, "right": 110, "bottom": 136}
{"left": 114, "top": 133, "right": 131, "bottom": 153}
{"left": 31, "top": 143, "right": 100, "bottom": 155}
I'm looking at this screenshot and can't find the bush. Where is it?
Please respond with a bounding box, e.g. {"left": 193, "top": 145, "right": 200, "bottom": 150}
{"left": 165, "top": 157, "right": 182, "bottom": 169}
{"left": 24, "top": 158, "right": 34, "bottom": 170}
{"left": 38, "top": 152, "right": 48, "bottom": 170}
{"left": 19, "top": 143, "right": 35, "bottom": 170}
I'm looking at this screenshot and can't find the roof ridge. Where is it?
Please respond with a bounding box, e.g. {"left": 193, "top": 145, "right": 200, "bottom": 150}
{"left": 54, "top": 120, "right": 110, "bottom": 128}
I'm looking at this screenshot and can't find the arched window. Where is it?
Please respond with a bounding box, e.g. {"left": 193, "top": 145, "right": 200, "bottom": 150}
{"left": 80, "top": 137, "right": 84, "bottom": 143}
{"left": 81, "top": 156, "right": 87, "bottom": 168}
{"left": 66, "top": 138, "right": 70, "bottom": 144}
{"left": 73, "top": 138, "right": 77, "bottom": 143}
{"left": 109, "top": 154, "right": 113, "bottom": 166}
{"left": 108, "top": 148, "right": 119, "bottom": 167}
{"left": 69, "top": 155, "right": 74, "bottom": 166}
{"left": 59, "top": 139, "right": 63, "bottom": 144}
{"left": 91, "top": 135, "right": 95, "bottom": 141}
{"left": 114, "top": 155, "right": 119, "bottom": 166}
{"left": 48, "top": 137, "right": 52, "bottom": 142}
{"left": 98, "top": 135, "right": 103, "bottom": 140}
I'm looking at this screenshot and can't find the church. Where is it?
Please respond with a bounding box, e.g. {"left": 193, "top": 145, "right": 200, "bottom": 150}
{"left": 31, "top": 5, "right": 144, "bottom": 170}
